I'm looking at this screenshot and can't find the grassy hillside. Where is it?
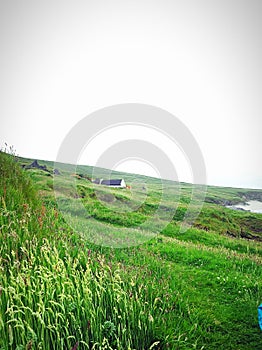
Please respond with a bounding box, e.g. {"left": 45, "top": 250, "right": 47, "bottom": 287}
{"left": 0, "top": 152, "right": 262, "bottom": 349}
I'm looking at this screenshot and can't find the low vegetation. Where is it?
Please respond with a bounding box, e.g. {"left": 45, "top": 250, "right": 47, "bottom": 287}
{"left": 0, "top": 151, "right": 262, "bottom": 349}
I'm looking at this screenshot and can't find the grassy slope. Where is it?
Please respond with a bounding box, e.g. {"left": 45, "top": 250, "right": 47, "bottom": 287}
{"left": 1, "top": 153, "right": 262, "bottom": 349}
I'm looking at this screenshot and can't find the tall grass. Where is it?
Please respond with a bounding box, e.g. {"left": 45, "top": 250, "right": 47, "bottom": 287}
{"left": 0, "top": 152, "right": 162, "bottom": 349}
{"left": 1, "top": 151, "right": 262, "bottom": 349}
{"left": 0, "top": 237, "right": 158, "bottom": 349}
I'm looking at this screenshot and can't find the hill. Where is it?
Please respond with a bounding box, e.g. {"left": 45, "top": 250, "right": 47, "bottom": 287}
{"left": 21, "top": 155, "right": 262, "bottom": 242}
{"left": 0, "top": 151, "right": 262, "bottom": 349}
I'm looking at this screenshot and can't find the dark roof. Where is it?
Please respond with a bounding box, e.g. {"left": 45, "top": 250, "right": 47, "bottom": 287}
{"left": 101, "top": 179, "right": 123, "bottom": 186}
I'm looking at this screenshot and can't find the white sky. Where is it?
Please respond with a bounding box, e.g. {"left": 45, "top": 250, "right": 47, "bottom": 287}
{"left": 1, "top": 0, "right": 261, "bottom": 188}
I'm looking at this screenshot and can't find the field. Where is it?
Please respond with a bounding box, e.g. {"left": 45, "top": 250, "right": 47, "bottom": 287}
{"left": 0, "top": 151, "right": 262, "bottom": 349}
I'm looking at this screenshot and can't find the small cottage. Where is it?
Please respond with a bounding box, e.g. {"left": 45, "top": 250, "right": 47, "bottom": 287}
{"left": 93, "top": 178, "right": 126, "bottom": 188}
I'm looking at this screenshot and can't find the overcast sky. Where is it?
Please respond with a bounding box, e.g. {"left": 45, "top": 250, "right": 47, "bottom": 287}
{"left": 1, "top": 0, "right": 261, "bottom": 188}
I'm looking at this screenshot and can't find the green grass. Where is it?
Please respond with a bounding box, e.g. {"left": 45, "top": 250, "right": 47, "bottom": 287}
{"left": 0, "top": 152, "right": 262, "bottom": 349}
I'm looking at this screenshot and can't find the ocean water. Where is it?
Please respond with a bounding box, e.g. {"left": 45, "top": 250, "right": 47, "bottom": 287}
{"left": 228, "top": 200, "right": 262, "bottom": 214}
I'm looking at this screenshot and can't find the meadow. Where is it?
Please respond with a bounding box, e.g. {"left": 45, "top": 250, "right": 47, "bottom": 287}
{"left": 0, "top": 150, "right": 262, "bottom": 349}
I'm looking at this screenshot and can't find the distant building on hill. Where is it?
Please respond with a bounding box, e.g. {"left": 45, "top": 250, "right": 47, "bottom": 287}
{"left": 92, "top": 178, "right": 126, "bottom": 188}
{"left": 22, "top": 159, "right": 50, "bottom": 173}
